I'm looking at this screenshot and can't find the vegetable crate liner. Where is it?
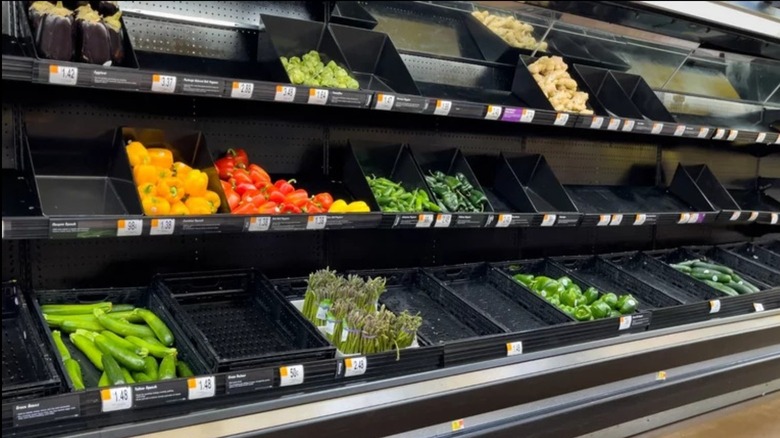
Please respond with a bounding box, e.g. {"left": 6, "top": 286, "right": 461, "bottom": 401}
{"left": 154, "top": 269, "right": 334, "bottom": 372}
{"left": 30, "top": 287, "right": 209, "bottom": 390}
{"left": 2, "top": 283, "right": 62, "bottom": 402}
{"left": 719, "top": 243, "right": 780, "bottom": 275}
{"left": 682, "top": 246, "right": 779, "bottom": 288}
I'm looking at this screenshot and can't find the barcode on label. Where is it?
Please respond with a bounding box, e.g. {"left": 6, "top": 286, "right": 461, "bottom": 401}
{"left": 485, "top": 105, "right": 502, "bottom": 120}
{"left": 274, "top": 85, "right": 296, "bottom": 102}
{"left": 150, "top": 218, "right": 175, "bottom": 235}
{"left": 231, "top": 81, "right": 253, "bottom": 99}
{"left": 434, "top": 100, "right": 452, "bottom": 116}
{"left": 151, "top": 74, "right": 176, "bottom": 93}
{"left": 308, "top": 88, "right": 328, "bottom": 105}
{"left": 375, "top": 93, "right": 395, "bottom": 110}
{"left": 49, "top": 65, "right": 78, "bottom": 85}
{"left": 306, "top": 215, "right": 327, "bottom": 230}
{"left": 554, "top": 113, "right": 569, "bottom": 126}
{"left": 117, "top": 219, "right": 142, "bottom": 237}
{"left": 434, "top": 214, "right": 452, "bottom": 228}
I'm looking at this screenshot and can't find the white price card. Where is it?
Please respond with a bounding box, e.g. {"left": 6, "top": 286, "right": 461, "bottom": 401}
{"left": 756, "top": 132, "right": 767, "bottom": 143}
{"left": 655, "top": 371, "right": 667, "bottom": 381}
{"left": 117, "top": 219, "right": 142, "bottom": 237}
{"left": 306, "top": 215, "right": 327, "bottom": 230}
{"left": 697, "top": 127, "right": 710, "bottom": 138}
{"left": 776, "top": 135, "right": 780, "bottom": 145}
{"left": 554, "top": 113, "right": 569, "bottom": 126}
{"left": 49, "top": 65, "right": 78, "bottom": 85}
{"left": 678, "top": 213, "right": 690, "bottom": 224}
{"left": 712, "top": 128, "right": 726, "bottom": 140}
{"left": 688, "top": 213, "right": 700, "bottom": 224}
{"left": 496, "top": 214, "right": 512, "bottom": 228}
{"left": 308, "top": 88, "right": 328, "bottom": 105}
{"left": 622, "top": 119, "right": 635, "bottom": 132}
{"left": 709, "top": 300, "right": 721, "bottom": 314}
{"left": 618, "top": 315, "right": 633, "bottom": 330}
{"left": 416, "top": 214, "right": 434, "bottom": 228}
{"left": 607, "top": 118, "right": 620, "bottom": 130}
{"left": 727, "top": 130, "right": 739, "bottom": 141}
{"left": 651, "top": 123, "right": 664, "bottom": 134}
{"left": 506, "top": 341, "right": 523, "bottom": 356}
{"left": 274, "top": 85, "right": 296, "bottom": 102}
{"left": 248, "top": 216, "right": 271, "bottom": 232}
{"left": 101, "top": 386, "right": 132, "bottom": 412}
{"left": 344, "top": 357, "right": 367, "bottom": 378}
{"left": 771, "top": 213, "right": 778, "bottom": 225}
{"left": 590, "top": 116, "right": 604, "bottom": 129}
{"left": 597, "top": 214, "right": 610, "bottom": 226}
{"left": 485, "top": 105, "right": 502, "bottom": 120}
{"left": 673, "top": 125, "right": 686, "bottom": 136}
{"left": 520, "top": 108, "right": 535, "bottom": 123}
{"left": 451, "top": 420, "right": 465, "bottom": 432}
{"left": 729, "top": 211, "right": 741, "bottom": 221}
{"left": 151, "top": 74, "right": 176, "bottom": 93}
{"left": 541, "top": 214, "right": 556, "bottom": 227}
{"left": 150, "top": 218, "right": 175, "bottom": 236}
{"left": 434, "top": 100, "right": 452, "bottom": 116}
{"left": 188, "top": 376, "right": 215, "bottom": 400}
{"left": 754, "top": 303, "right": 765, "bottom": 312}
{"left": 748, "top": 211, "right": 759, "bottom": 222}
{"left": 375, "top": 93, "right": 395, "bottom": 110}
{"left": 610, "top": 214, "right": 623, "bottom": 226}
{"left": 434, "top": 214, "right": 452, "bottom": 228}
{"left": 279, "top": 365, "right": 304, "bottom": 387}
{"left": 230, "top": 81, "right": 254, "bottom": 99}
{"left": 634, "top": 214, "right": 647, "bottom": 226}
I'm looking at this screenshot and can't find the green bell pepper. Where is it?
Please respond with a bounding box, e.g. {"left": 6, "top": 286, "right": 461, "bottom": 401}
{"left": 617, "top": 295, "right": 638, "bottom": 314}
{"left": 573, "top": 305, "right": 593, "bottom": 321}
{"left": 601, "top": 292, "right": 618, "bottom": 309}
{"left": 513, "top": 274, "right": 534, "bottom": 286}
{"left": 558, "top": 276, "right": 573, "bottom": 288}
{"left": 548, "top": 296, "right": 560, "bottom": 307}
{"left": 609, "top": 310, "right": 621, "bottom": 318}
{"left": 566, "top": 283, "right": 582, "bottom": 295}
{"left": 583, "top": 287, "right": 600, "bottom": 305}
{"left": 560, "top": 289, "right": 579, "bottom": 307}
{"left": 590, "top": 301, "right": 611, "bottom": 319}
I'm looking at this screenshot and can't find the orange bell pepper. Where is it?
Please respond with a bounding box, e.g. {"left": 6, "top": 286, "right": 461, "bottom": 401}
{"left": 142, "top": 196, "right": 171, "bottom": 215}
{"left": 134, "top": 164, "right": 161, "bottom": 185}
{"left": 126, "top": 141, "right": 150, "bottom": 167}
{"left": 172, "top": 161, "right": 192, "bottom": 179}
{"left": 203, "top": 190, "right": 221, "bottom": 213}
{"left": 185, "top": 197, "right": 212, "bottom": 215}
{"left": 184, "top": 169, "right": 208, "bottom": 197}
{"left": 147, "top": 148, "right": 174, "bottom": 170}
{"left": 170, "top": 201, "right": 189, "bottom": 215}
{"left": 137, "top": 183, "right": 156, "bottom": 199}
{"left": 157, "top": 177, "right": 185, "bottom": 203}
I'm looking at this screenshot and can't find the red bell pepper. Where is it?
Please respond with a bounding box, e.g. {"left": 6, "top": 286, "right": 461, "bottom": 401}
{"left": 234, "top": 183, "right": 257, "bottom": 196}
{"left": 225, "top": 189, "right": 241, "bottom": 211}
{"left": 220, "top": 180, "right": 234, "bottom": 193}
{"left": 241, "top": 189, "right": 268, "bottom": 207}
{"left": 227, "top": 148, "right": 249, "bottom": 167}
{"left": 274, "top": 179, "right": 296, "bottom": 195}
{"left": 232, "top": 202, "right": 257, "bottom": 215}
{"left": 279, "top": 203, "right": 302, "bottom": 214}
{"left": 268, "top": 190, "right": 286, "bottom": 204}
{"left": 215, "top": 156, "right": 238, "bottom": 180}
{"left": 285, "top": 189, "right": 309, "bottom": 207}
{"left": 302, "top": 201, "right": 324, "bottom": 214}
{"left": 312, "top": 193, "right": 334, "bottom": 210}
{"left": 248, "top": 164, "right": 271, "bottom": 186}
{"left": 232, "top": 169, "right": 253, "bottom": 186}
{"left": 257, "top": 201, "right": 278, "bottom": 214}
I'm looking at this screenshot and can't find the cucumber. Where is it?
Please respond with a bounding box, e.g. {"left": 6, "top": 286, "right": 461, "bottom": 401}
{"left": 176, "top": 360, "right": 194, "bottom": 378}
{"left": 41, "top": 302, "right": 112, "bottom": 316}
{"left": 159, "top": 354, "right": 177, "bottom": 380}
{"left": 64, "top": 358, "right": 85, "bottom": 390}
{"left": 94, "top": 334, "right": 146, "bottom": 372}
{"left": 692, "top": 261, "right": 734, "bottom": 275}
{"left": 52, "top": 330, "right": 71, "bottom": 360}
{"left": 132, "top": 372, "right": 153, "bottom": 383}
{"left": 125, "top": 336, "right": 177, "bottom": 359}
{"left": 691, "top": 269, "right": 731, "bottom": 283}
{"left": 101, "top": 331, "right": 148, "bottom": 357}
{"left": 726, "top": 282, "right": 753, "bottom": 295}
{"left": 704, "top": 280, "right": 739, "bottom": 296}
{"left": 676, "top": 259, "right": 697, "bottom": 267}
{"left": 133, "top": 309, "right": 174, "bottom": 347}
{"left": 143, "top": 356, "right": 159, "bottom": 381}
{"left": 98, "top": 372, "right": 109, "bottom": 387}
{"left": 69, "top": 333, "right": 103, "bottom": 370}
{"left": 60, "top": 319, "right": 105, "bottom": 333}
{"left": 671, "top": 265, "right": 692, "bottom": 274}
{"left": 94, "top": 309, "right": 155, "bottom": 339}
{"left": 102, "top": 354, "right": 125, "bottom": 385}
{"left": 120, "top": 368, "right": 135, "bottom": 384}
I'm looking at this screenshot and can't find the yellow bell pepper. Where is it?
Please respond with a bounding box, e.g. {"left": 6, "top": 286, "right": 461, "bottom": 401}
{"left": 346, "top": 201, "right": 370, "bottom": 212}
{"left": 147, "top": 148, "right": 174, "bottom": 170}
{"left": 134, "top": 164, "right": 161, "bottom": 185}
{"left": 328, "top": 199, "right": 348, "bottom": 213}
{"left": 137, "top": 183, "right": 156, "bottom": 199}
{"left": 142, "top": 196, "right": 171, "bottom": 216}
{"left": 184, "top": 169, "right": 208, "bottom": 197}
{"left": 126, "top": 141, "right": 150, "bottom": 167}
{"left": 157, "top": 168, "right": 172, "bottom": 180}
{"left": 170, "top": 201, "right": 189, "bottom": 215}
{"left": 172, "top": 161, "right": 192, "bottom": 178}
{"left": 203, "top": 190, "right": 221, "bottom": 213}
{"left": 157, "top": 177, "right": 185, "bottom": 203}
{"left": 185, "top": 197, "right": 212, "bottom": 215}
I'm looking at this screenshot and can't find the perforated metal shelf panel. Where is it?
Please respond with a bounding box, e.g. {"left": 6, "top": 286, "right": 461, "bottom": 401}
{"left": 119, "top": 1, "right": 325, "bottom": 27}
{"left": 2, "top": 104, "right": 14, "bottom": 169}
{"left": 661, "top": 146, "right": 761, "bottom": 188}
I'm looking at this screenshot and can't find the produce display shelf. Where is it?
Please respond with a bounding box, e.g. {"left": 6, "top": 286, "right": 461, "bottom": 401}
{"left": 720, "top": 242, "right": 780, "bottom": 274}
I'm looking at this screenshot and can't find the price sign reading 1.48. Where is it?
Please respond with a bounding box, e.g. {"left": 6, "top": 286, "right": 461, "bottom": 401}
{"left": 101, "top": 386, "right": 132, "bottom": 412}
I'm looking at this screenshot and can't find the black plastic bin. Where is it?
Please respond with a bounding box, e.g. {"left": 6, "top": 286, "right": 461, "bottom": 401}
{"left": 154, "top": 269, "right": 335, "bottom": 372}
{"left": 612, "top": 72, "right": 676, "bottom": 122}
{"left": 30, "top": 286, "right": 208, "bottom": 390}
{"left": 719, "top": 243, "right": 780, "bottom": 275}
{"left": 683, "top": 246, "right": 779, "bottom": 288}
{"left": 330, "top": 2, "right": 378, "bottom": 30}
{"left": 679, "top": 164, "right": 744, "bottom": 223}
{"left": 465, "top": 5, "right": 551, "bottom": 64}
{"left": 568, "top": 64, "right": 645, "bottom": 119}
{"left": 2, "top": 109, "right": 42, "bottom": 220}
{"left": 2, "top": 283, "right": 62, "bottom": 402}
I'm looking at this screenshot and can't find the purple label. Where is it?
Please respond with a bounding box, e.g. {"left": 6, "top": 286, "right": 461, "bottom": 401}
{"left": 697, "top": 213, "right": 707, "bottom": 223}
{"left": 501, "top": 108, "right": 523, "bottom": 122}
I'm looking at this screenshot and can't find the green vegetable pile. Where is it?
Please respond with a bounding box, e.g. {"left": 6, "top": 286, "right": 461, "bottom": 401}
{"left": 670, "top": 259, "right": 760, "bottom": 296}
{"left": 42, "top": 302, "right": 193, "bottom": 390}
{"left": 366, "top": 175, "right": 441, "bottom": 213}
{"left": 510, "top": 272, "right": 638, "bottom": 320}
{"left": 424, "top": 171, "right": 488, "bottom": 212}
{"left": 281, "top": 50, "right": 359, "bottom": 89}
{"left": 302, "top": 268, "right": 422, "bottom": 356}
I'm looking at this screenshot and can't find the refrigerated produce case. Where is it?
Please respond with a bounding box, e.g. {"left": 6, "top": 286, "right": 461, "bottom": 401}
{"left": 2, "top": 1, "right": 779, "bottom": 437}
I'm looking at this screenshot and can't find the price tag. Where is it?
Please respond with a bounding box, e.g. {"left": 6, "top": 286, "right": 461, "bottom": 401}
{"left": 279, "top": 365, "right": 304, "bottom": 387}
{"left": 673, "top": 125, "right": 686, "bottom": 136}
{"left": 776, "top": 136, "right": 780, "bottom": 145}
{"left": 248, "top": 216, "right": 271, "bottom": 232}
{"left": 541, "top": 214, "right": 556, "bottom": 227}
{"left": 375, "top": 93, "right": 395, "bottom": 110}
{"left": 274, "top": 85, "right": 296, "bottom": 102}
{"left": 151, "top": 74, "right": 176, "bottom": 93}
{"left": 727, "top": 130, "right": 739, "bottom": 141}
{"left": 656, "top": 371, "right": 667, "bottom": 381}
{"left": 101, "top": 387, "right": 132, "bottom": 412}
{"left": 308, "top": 88, "right": 328, "bottom": 105}
{"left": 344, "top": 357, "right": 367, "bottom": 377}
{"left": 729, "top": 211, "right": 741, "bottom": 221}
{"left": 187, "top": 376, "right": 215, "bottom": 400}
{"left": 709, "top": 300, "right": 721, "bottom": 314}
{"left": 689, "top": 213, "right": 700, "bottom": 224}
{"left": 590, "top": 116, "right": 604, "bottom": 129}
{"left": 506, "top": 341, "right": 523, "bottom": 356}
{"left": 520, "top": 108, "right": 535, "bottom": 123}
{"left": 306, "top": 215, "right": 327, "bottom": 230}
{"left": 634, "top": 214, "right": 647, "bottom": 226}
{"left": 230, "top": 81, "right": 254, "bottom": 99}
{"left": 610, "top": 214, "right": 623, "bottom": 226}
{"left": 485, "top": 105, "right": 502, "bottom": 120}
{"left": 48, "top": 65, "right": 78, "bottom": 85}
{"left": 712, "top": 128, "right": 726, "bottom": 140}
{"left": 607, "top": 118, "right": 620, "bottom": 130}
{"left": 434, "top": 100, "right": 452, "bottom": 116}
{"left": 554, "top": 113, "right": 569, "bottom": 126}
{"left": 753, "top": 303, "right": 765, "bottom": 312}
{"left": 496, "top": 214, "right": 512, "bottom": 228}
{"left": 771, "top": 213, "right": 778, "bottom": 225}
{"left": 622, "top": 120, "right": 635, "bottom": 132}
{"left": 150, "top": 218, "right": 175, "bottom": 236}
{"left": 748, "top": 211, "right": 759, "bottom": 222}
{"left": 434, "top": 214, "right": 452, "bottom": 228}
{"left": 678, "top": 213, "right": 690, "bottom": 224}
{"left": 698, "top": 127, "right": 710, "bottom": 138}
{"left": 324, "top": 318, "right": 335, "bottom": 335}
{"left": 451, "top": 419, "right": 465, "bottom": 432}
{"left": 618, "top": 315, "right": 633, "bottom": 330}
{"left": 117, "top": 219, "right": 142, "bottom": 237}
{"left": 416, "top": 214, "right": 434, "bottom": 228}
{"left": 597, "top": 214, "right": 611, "bottom": 226}
{"left": 651, "top": 123, "right": 664, "bottom": 134}
{"left": 756, "top": 132, "right": 767, "bottom": 143}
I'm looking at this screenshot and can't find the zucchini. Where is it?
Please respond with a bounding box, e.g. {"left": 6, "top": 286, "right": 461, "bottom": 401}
{"left": 41, "top": 302, "right": 112, "bottom": 315}
{"left": 143, "top": 356, "right": 158, "bottom": 381}
{"left": 69, "top": 333, "right": 103, "bottom": 370}
{"left": 98, "top": 372, "right": 109, "bottom": 387}
{"left": 64, "top": 358, "right": 85, "bottom": 390}
{"left": 94, "top": 334, "right": 146, "bottom": 372}
{"left": 726, "top": 282, "right": 753, "bottom": 295}
{"left": 124, "top": 336, "right": 177, "bottom": 359}
{"left": 159, "top": 354, "right": 177, "bottom": 380}
{"left": 101, "top": 331, "right": 148, "bottom": 357}
{"left": 74, "top": 329, "right": 98, "bottom": 341}
{"left": 52, "top": 330, "right": 71, "bottom": 360}
{"left": 676, "top": 259, "right": 697, "bottom": 267}
{"left": 102, "top": 354, "right": 125, "bottom": 385}
{"left": 176, "top": 360, "right": 194, "bottom": 378}
{"left": 107, "top": 310, "right": 145, "bottom": 323}
{"left": 691, "top": 269, "right": 731, "bottom": 283}
{"left": 133, "top": 309, "right": 174, "bottom": 347}
{"left": 110, "top": 304, "right": 135, "bottom": 313}
{"left": 692, "top": 261, "right": 734, "bottom": 275}
{"left": 120, "top": 368, "right": 135, "bottom": 384}
{"left": 94, "top": 309, "right": 155, "bottom": 338}
{"left": 60, "top": 319, "right": 105, "bottom": 333}
{"left": 132, "top": 372, "right": 153, "bottom": 383}
{"left": 703, "top": 280, "right": 739, "bottom": 296}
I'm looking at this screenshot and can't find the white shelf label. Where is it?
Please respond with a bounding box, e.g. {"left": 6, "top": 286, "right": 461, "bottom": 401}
{"left": 727, "top": 130, "right": 739, "bottom": 141}
{"left": 656, "top": 371, "right": 667, "bottom": 381}
{"left": 150, "top": 218, "right": 175, "bottom": 236}
{"left": 274, "top": 85, "right": 296, "bottom": 102}
{"left": 554, "top": 113, "right": 569, "bottom": 126}
{"left": 610, "top": 214, "right": 623, "bottom": 226}
{"left": 541, "top": 214, "right": 556, "bottom": 227}
{"left": 697, "top": 127, "right": 710, "bottom": 138}
{"left": 496, "top": 214, "right": 512, "bottom": 228}
{"left": 506, "top": 341, "right": 523, "bottom": 356}
{"left": 117, "top": 219, "right": 142, "bottom": 237}
{"left": 618, "top": 315, "right": 633, "bottom": 330}
{"left": 748, "top": 211, "right": 759, "bottom": 222}
{"left": 101, "top": 387, "right": 132, "bottom": 412}
{"left": 230, "top": 81, "right": 254, "bottom": 99}
{"left": 651, "top": 123, "right": 664, "bottom": 134}
{"left": 434, "top": 214, "right": 452, "bottom": 228}
{"left": 678, "top": 213, "right": 690, "bottom": 224}
{"left": 485, "top": 105, "right": 502, "bottom": 120}
{"left": 308, "top": 88, "right": 328, "bottom": 105}
{"left": 673, "top": 125, "right": 686, "bottom": 136}
{"left": 520, "top": 108, "right": 535, "bottom": 123}
{"left": 279, "top": 365, "right": 304, "bottom": 387}
{"left": 590, "top": 116, "right": 604, "bottom": 129}
{"left": 622, "top": 119, "right": 635, "bottom": 132}
{"left": 434, "top": 100, "right": 452, "bottom": 116}
{"left": 597, "top": 214, "right": 611, "bottom": 226}
{"left": 375, "top": 93, "right": 395, "bottom": 110}
{"left": 607, "top": 118, "right": 620, "bottom": 130}
{"left": 753, "top": 303, "right": 765, "bottom": 312}
{"left": 634, "top": 214, "right": 647, "bottom": 226}
{"left": 49, "top": 65, "right": 78, "bottom": 85}
{"left": 712, "top": 128, "right": 726, "bottom": 140}
{"left": 248, "top": 216, "right": 271, "bottom": 232}
{"left": 306, "top": 215, "right": 327, "bottom": 230}
{"left": 756, "top": 132, "right": 767, "bottom": 143}
{"left": 416, "top": 214, "right": 434, "bottom": 228}
{"left": 729, "top": 211, "right": 741, "bottom": 221}
{"left": 344, "top": 357, "right": 367, "bottom": 377}
{"left": 771, "top": 213, "right": 778, "bottom": 225}
{"left": 709, "top": 300, "right": 721, "bottom": 314}
{"left": 187, "top": 376, "right": 215, "bottom": 400}
{"left": 451, "top": 419, "right": 465, "bottom": 432}
{"left": 776, "top": 135, "right": 780, "bottom": 144}
{"left": 151, "top": 74, "right": 176, "bottom": 93}
{"left": 689, "top": 213, "right": 700, "bottom": 224}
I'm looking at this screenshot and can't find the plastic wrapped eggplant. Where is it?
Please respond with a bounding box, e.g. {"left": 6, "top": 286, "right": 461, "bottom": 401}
{"left": 31, "top": 1, "right": 75, "bottom": 61}
{"left": 103, "top": 11, "right": 124, "bottom": 64}
{"left": 28, "top": 1, "right": 55, "bottom": 38}
{"left": 75, "top": 4, "right": 111, "bottom": 64}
